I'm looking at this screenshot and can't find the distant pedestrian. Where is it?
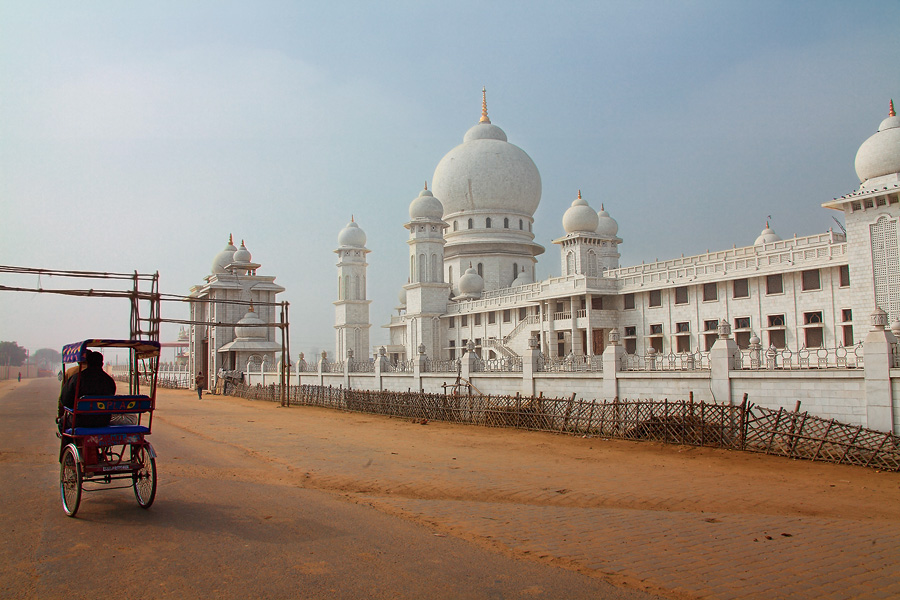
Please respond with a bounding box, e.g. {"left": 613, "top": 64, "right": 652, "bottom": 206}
{"left": 195, "top": 372, "right": 205, "bottom": 399}
{"left": 17, "top": 372, "right": 21, "bottom": 382}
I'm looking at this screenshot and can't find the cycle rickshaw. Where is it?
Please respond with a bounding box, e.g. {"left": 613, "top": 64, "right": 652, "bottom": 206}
{"left": 57, "top": 339, "right": 160, "bottom": 517}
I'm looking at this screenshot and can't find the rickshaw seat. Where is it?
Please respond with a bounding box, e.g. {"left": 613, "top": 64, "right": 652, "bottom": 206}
{"left": 64, "top": 424, "right": 151, "bottom": 436}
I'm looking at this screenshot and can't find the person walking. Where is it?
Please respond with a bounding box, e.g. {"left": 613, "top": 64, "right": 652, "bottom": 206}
{"left": 195, "top": 371, "right": 205, "bottom": 399}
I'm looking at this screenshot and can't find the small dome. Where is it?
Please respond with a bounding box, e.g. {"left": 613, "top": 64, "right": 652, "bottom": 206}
{"left": 337, "top": 218, "right": 367, "bottom": 248}
{"left": 595, "top": 204, "right": 619, "bottom": 237}
{"left": 211, "top": 235, "right": 237, "bottom": 274}
{"left": 233, "top": 240, "right": 251, "bottom": 263}
{"left": 511, "top": 267, "right": 533, "bottom": 288}
{"left": 457, "top": 266, "right": 484, "bottom": 296}
{"left": 398, "top": 286, "right": 407, "bottom": 306}
{"left": 855, "top": 101, "right": 900, "bottom": 184}
{"left": 754, "top": 222, "right": 782, "bottom": 245}
{"left": 234, "top": 305, "right": 266, "bottom": 340}
{"left": 562, "top": 191, "right": 600, "bottom": 234}
{"left": 463, "top": 121, "right": 508, "bottom": 143}
{"left": 409, "top": 186, "right": 444, "bottom": 220}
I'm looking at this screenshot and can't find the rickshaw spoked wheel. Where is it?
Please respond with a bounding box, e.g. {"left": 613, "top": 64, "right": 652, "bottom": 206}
{"left": 60, "top": 445, "right": 82, "bottom": 517}
{"left": 132, "top": 444, "right": 156, "bottom": 509}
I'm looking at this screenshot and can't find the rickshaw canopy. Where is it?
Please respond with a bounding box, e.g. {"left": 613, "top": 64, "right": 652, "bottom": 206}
{"left": 62, "top": 339, "right": 161, "bottom": 364}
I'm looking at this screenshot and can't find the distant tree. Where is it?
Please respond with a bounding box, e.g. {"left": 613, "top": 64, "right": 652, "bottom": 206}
{"left": 32, "top": 348, "right": 62, "bottom": 369}
{"left": 0, "top": 342, "right": 27, "bottom": 367}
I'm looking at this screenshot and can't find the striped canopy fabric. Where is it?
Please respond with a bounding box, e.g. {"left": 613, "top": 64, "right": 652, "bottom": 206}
{"left": 61, "top": 339, "right": 161, "bottom": 363}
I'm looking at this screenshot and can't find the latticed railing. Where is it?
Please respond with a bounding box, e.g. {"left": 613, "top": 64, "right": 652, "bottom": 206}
{"left": 620, "top": 351, "right": 710, "bottom": 372}
{"left": 733, "top": 345, "right": 864, "bottom": 370}
{"left": 425, "top": 359, "right": 460, "bottom": 373}
{"left": 891, "top": 342, "right": 900, "bottom": 369}
{"left": 224, "top": 384, "right": 900, "bottom": 471}
{"left": 296, "top": 360, "right": 318, "bottom": 373}
{"left": 537, "top": 354, "right": 603, "bottom": 372}
{"left": 386, "top": 359, "right": 415, "bottom": 373}
{"left": 323, "top": 361, "right": 344, "bottom": 373}
{"left": 348, "top": 359, "right": 374, "bottom": 373}
{"left": 473, "top": 356, "right": 523, "bottom": 373}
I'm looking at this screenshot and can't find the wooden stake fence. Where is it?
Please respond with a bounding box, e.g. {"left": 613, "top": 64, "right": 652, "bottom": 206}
{"left": 225, "top": 383, "right": 900, "bottom": 471}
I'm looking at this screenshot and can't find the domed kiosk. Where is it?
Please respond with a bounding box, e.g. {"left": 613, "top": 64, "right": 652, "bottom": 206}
{"left": 433, "top": 89, "right": 544, "bottom": 292}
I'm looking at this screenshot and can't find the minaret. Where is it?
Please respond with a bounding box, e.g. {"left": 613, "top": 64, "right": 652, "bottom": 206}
{"left": 334, "top": 217, "right": 372, "bottom": 361}
{"left": 404, "top": 184, "right": 451, "bottom": 358}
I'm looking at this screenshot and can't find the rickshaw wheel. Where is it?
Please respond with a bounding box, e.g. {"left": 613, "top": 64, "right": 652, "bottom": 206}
{"left": 60, "top": 445, "right": 82, "bottom": 517}
{"left": 132, "top": 445, "right": 156, "bottom": 508}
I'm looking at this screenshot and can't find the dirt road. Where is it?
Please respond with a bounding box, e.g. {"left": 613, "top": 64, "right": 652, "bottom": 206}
{"left": 3, "top": 378, "right": 898, "bottom": 599}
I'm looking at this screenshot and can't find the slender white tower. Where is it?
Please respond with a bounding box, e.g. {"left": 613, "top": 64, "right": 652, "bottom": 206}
{"left": 403, "top": 184, "right": 451, "bottom": 358}
{"left": 334, "top": 217, "right": 372, "bottom": 361}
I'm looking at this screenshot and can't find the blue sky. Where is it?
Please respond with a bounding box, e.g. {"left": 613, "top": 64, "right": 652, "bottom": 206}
{"left": 1, "top": 1, "right": 898, "bottom": 359}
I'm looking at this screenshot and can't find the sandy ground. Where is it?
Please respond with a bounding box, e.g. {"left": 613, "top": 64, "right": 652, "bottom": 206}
{"left": 5, "top": 378, "right": 898, "bottom": 599}
{"left": 154, "top": 386, "right": 899, "bottom": 599}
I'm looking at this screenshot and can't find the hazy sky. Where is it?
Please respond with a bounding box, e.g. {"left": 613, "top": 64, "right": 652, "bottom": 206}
{"left": 2, "top": 1, "right": 899, "bottom": 360}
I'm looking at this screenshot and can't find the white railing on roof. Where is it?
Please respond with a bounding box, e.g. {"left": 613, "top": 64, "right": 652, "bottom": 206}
{"left": 447, "top": 273, "right": 617, "bottom": 314}
{"left": 607, "top": 231, "right": 847, "bottom": 290}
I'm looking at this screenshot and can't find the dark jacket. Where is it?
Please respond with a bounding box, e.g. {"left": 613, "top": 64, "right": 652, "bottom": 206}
{"left": 59, "top": 366, "right": 116, "bottom": 428}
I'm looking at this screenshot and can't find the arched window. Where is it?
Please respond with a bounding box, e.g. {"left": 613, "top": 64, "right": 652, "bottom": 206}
{"left": 431, "top": 254, "right": 439, "bottom": 282}
{"left": 512, "top": 263, "right": 518, "bottom": 282}
{"left": 486, "top": 217, "right": 492, "bottom": 228}
{"left": 477, "top": 263, "right": 483, "bottom": 277}
{"left": 468, "top": 218, "right": 473, "bottom": 229}
{"left": 566, "top": 252, "right": 575, "bottom": 276}
{"left": 337, "top": 276, "right": 342, "bottom": 300}
{"left": 519, "top": 219, "right": 523, "bottom": 230}
{"left": 343, "top": 275, "right": 350, "bottom": 299}
{"left": 587, "top": 251, "right": 598, "bottom": 277}
{"left": 419, "top": 253, "right": 426, "bottom": 283}
{"left": 453, "top": 221, "right": 458, "bottom": 231}
{"left": 504, "top": 218, "right": 509, "bottom": 228}
{"left": 410, "top": 256, "right": 415, "bottom": 282}
{"left": 448, "top": 266, "right": 453, "bottom": 286}
{"left": 361, "top": 275, "right": 366, "bottom": 299}
{"left": 353, "top": 275, "right": 360, "bottom": 300}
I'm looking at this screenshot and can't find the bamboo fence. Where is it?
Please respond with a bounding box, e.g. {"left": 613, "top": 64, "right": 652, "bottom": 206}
{"left": 225, "top": 383, "right": 900, "bottom": 471}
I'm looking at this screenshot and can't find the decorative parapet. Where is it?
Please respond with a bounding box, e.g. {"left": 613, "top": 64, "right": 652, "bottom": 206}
{"left": 348, "top": 359, "right": 374, "bottom": 373}
{"left": 608, "top": 231, "right": 847, "bottom": 292}
{"left": 324, "top": 361, "right": 345, "bottom": 373}
{"left": 732, "top": 345, "right": 864, "bottom": 370}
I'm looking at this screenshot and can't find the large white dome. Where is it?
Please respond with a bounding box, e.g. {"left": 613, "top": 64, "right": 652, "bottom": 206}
{"left": 855, "top": 102, "right": 900, "bottom": 184}
{"left": 432, "top": 104, "right": 541, "bottom": 218}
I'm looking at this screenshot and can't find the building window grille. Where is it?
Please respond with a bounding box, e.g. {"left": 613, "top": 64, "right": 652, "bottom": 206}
{"left": 674, "top": 286, "right": 688, "bottom": 305}
{"left": 453, "top": 221, "right": 458, "bottom": 231}
{"left": 504, "top": 218, "right": 509, "bottom": 228}
{"left": 733, "top": 278, "right": 749, "bottom": 299}
{"left": 488, "top": 311, "right": 496, "bottom": 324}
{"left": 591, "top": 296, "right": 603, "bottom": 310}
{"left": 624, "top": 293, "right": 635, "bottom": 310}
{"left": 766, "top": 274, "right": 783, "bottom": 295}
{"left": 871, "top": 216, "right": 900, "bottom": 321}
{"left": 519, "top": 219, "right": 523, "bottom": 230}
{"left": 474, "top": 313, "right": 481, "bottom": 326}
{"left": 519, "top": 307, "right": 526, "bottom": 320}
{"left": 477, "top": 263, "right": 483, "bottom": 278}
{"left": 486, "top": 217, "right": 492, "bottom": 228}
{"left": 801, "top": 269, "right": 820, "bottom": 291}
{"left": 467, "top": 218, "right": 473, "bottom": 229}
{"left": 461, "top": 315, "right": 467, "bottom": 327}
{"left": 839, "top": 265, "right": 850, "bottom": 287}
{"left": 649, "top": 290, "right": 662, "bottom": 307}
{"left": 503, "top": 309, "right": 511, "bottom": 323}
{"left": 703, "top": 283, "right": 718, "bottom": 301}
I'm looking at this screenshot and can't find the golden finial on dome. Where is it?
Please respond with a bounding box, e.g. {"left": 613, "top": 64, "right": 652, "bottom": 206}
{"left": 479, "top": 87, "right": 490, "bottom": 124}
{"left": 424, "top": 181, "right": 428, "bottom": 191}
{"left": 241, "top": 239, "right": 245, "bottom": 246}
{"left": 577, "top": 190, "right": 582, "bottom": 200}
{"left": 601, "top": 203, "right": 605, "bottom": 211}
{"left": 891, "top": 99, "right": 896, "bottom": 117}
{"left": 351, "top": 214, "right": 355, "bottom": 222}
{"left": 228, "top": 233, "right": 233, "bottom": 245}
{"left": 248, "top": 301, "right": 255, "bottom": 313}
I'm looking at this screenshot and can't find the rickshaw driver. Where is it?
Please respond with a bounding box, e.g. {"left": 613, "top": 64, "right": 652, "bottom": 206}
{"left": 58, "top": 350, "right": 116, "bottom": 430}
